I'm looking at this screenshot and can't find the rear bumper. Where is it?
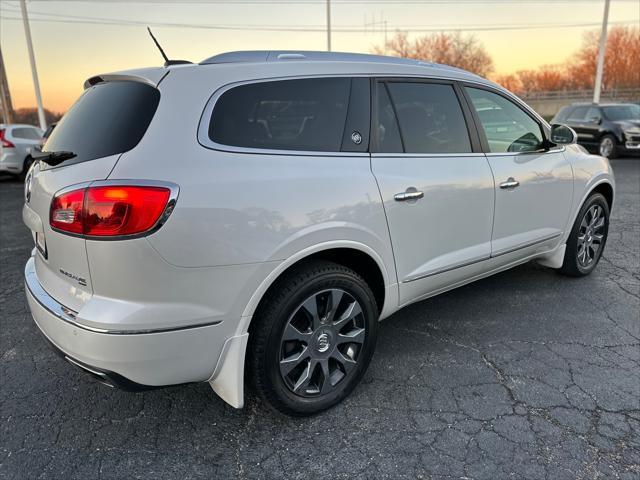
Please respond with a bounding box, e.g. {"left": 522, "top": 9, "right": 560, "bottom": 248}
{"left": 24, "top": 256, "right": 226, "bottom": 387}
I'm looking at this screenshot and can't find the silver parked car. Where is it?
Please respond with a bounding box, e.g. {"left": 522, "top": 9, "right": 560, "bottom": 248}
{"left": 0, "top": 123, "right": 43, "bottom": 178}
{"left": 23, "top": 51, "right": 614, "bottom": 415}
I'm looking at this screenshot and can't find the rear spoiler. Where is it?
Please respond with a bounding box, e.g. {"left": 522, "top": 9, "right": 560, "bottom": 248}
{"left": 83, "top": 67, "right": 169, "bottom": 90}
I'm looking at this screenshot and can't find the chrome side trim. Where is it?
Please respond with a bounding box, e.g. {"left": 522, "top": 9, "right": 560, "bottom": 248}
{"left": 491, "top": 232, "right": 562, "bottom": 257}
{"left": 484, "top": 146, "right": 566, "bottom": 157}
{"left": 403, "top": 254, "right": 490, "bottom": 283}
{"left": 25, "top": 258, "right": 222, "bottom": 335}
{"left": 370, "top": 152, "right": 486, "bottom": 158}
{"left": 402, "top": 233, "right": 562, "bottom": 283}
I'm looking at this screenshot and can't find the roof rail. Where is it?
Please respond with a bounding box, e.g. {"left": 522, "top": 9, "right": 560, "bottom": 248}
{"left": 200, "top": 50, "right": 435, "bottom": 67}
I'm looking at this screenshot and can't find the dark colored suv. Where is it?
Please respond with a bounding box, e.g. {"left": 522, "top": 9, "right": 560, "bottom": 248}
{"left": 552, "top": 103, "right": 640, "bottom": 158}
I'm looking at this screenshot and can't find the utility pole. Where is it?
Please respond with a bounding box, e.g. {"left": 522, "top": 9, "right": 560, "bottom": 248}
{"left": 20, "top": 0, "right": 46, "bottom": 129}
{"left": 593, "top": 0, "right": 610, "bottom": 104}
{"left": 326, "top": 0, "right": 332, "bottom": 52}
{"left": 0, "top": 47, "right": 14, "bottom": 124}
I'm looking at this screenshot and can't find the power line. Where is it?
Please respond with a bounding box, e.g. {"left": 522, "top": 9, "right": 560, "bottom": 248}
{"left": 0, "top": 9, "right": 635, "bottom": 33}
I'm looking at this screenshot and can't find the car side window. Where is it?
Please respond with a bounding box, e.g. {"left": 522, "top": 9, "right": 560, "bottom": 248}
{"left": 209, "top": 77, "right": 351, "bottom": 152}
{"left": 386, "top": 82, "right": 472, "bottom": 154}
{"left": 375, "top": 83, "right": 403, "bottom": 153}
{"left": 585, "top": 107, "right": 602, "bottom": 123}
{"left": 566, "top": 106, "right": 589, "bottom": 122}
{"left": 466, "top": 87, "right": 544, "bottom": 153}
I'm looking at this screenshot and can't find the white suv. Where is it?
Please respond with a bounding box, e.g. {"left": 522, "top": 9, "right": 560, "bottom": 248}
{"left": 23, "top": 51, "right": 614, "bottom": 415}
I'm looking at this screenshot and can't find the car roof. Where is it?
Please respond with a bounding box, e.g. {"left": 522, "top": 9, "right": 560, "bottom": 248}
{"left": 95, "top": 50, "right": 492, "bottom": 89}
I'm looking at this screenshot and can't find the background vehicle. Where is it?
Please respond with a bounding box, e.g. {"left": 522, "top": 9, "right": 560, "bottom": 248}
{"left": 0, "top": 124, "right": 44, "bottom": 179}
{"left": 552, "top": 102, "right": 640, "bottom": 159}
{"left": 23, "top": 52, "right": 614, "bottom": 416}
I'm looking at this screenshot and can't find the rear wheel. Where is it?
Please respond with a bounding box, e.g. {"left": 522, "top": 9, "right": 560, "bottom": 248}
{"left": 559, "top": 193, "right": 609, "bottom": 277}
{"left": 248, "top": 260, "right": 378, "bottom": 416}
{"left": 598, "top": 134, "right": 618, "bottom": 159}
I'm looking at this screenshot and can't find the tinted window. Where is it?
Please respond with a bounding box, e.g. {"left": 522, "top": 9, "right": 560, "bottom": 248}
{"left": 603, "top": 104, "right": 640, "bottom": 121}
{"left": 566, "top": 106, "right": 589, "bottom": 122}
{"left": 466, "top": 87, "right": 543, "bottom": 153}
{"left": 585, "top": 107, "right": 602, "bottom": 122}
{"left": 553, "top": 106, "right": 572, "bottom": 122}
{"left": 44, "top": 81, "right": 160, "bottom": 165}
{"left": 13, "top": 127, "right": 42, "bottom": 140}
{"left": 375, "top": 83, "right": 403, "bottom": 153}
{"left": 387, "top": 82, "right": 471, "bottom": 154}
{"left": 209, "top": 78, "right": 351, "bottom": 151}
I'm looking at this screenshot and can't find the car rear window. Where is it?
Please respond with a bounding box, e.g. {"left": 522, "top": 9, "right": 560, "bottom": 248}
{"left": 43, "top": 81, "right": 160, "bottom": 165}
{"left": 208, "top": 77, "right": 351, "bottom": 152}
{"left": 13, "top": 127, "right": 43, "bottom": 140}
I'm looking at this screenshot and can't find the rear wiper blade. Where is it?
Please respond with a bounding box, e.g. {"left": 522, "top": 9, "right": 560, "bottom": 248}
{"left": 32, "top": 150, "right": 77, "bottom": 166}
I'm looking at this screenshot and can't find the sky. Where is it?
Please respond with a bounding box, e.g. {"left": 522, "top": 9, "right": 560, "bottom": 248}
{"left": 1, "top": 0, "right": 639, "bottom": 113}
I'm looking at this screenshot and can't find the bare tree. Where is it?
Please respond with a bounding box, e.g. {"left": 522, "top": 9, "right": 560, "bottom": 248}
{"left": 373, "top": 31, "right": 494, "bottom": 77}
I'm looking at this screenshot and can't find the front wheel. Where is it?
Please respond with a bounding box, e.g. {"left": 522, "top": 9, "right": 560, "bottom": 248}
{"left": 248, "top": 260, "right": 378, "bottom": 416}
{"left": 598, "top": 134, "right": 618, "bottom": 159}
{"left": 559, "top": 193, "right": 609, "bottom": 277}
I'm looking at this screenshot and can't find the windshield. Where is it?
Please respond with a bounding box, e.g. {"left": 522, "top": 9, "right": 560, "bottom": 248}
{"left": 43, "top": 81, "right": 160, "bottom": 166}
{"left": 602, "top": 104, "right": 640, "bottom": 121}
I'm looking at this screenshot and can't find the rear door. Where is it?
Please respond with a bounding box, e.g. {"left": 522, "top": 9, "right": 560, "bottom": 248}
{"left": 23, "top": 80, "right": 160, "bottom": 311}
{"left": 370, "top": 79, "right": 495, "bottom": 304}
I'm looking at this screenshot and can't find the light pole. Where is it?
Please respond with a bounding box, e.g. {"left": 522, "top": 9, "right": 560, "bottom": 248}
{"left": 19, "top": 0, "right": 46, "bottom": 129}
{"left": 593, "top": 0, "right": 611, "bottom": 104}
{"left": 0, "top": 47, "right": 14, "bottom": 124}
{"left": 326, "top": 0, "right": 332, "bottom": 52}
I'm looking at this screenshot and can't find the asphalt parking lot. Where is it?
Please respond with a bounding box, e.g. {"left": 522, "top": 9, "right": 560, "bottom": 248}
{"left": 1, "top": 159, "right": 638, "bottom": 479}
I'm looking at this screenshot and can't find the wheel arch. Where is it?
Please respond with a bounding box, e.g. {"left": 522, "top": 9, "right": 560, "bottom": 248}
{"left": 589, "top": 181, "right": 614, "bottom": 210}
{"left": 207, "top": 242, "right": 397, "bottom": 409}
{"left": 242, "top": 241, "right": 395, "bottom": 331}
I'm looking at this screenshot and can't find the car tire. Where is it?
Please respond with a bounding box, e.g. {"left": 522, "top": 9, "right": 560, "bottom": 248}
{"left": 559, "top": 193, "right": 609, "bottom": 277}
{"left": 598, "top": 134, "right": 618, "bottom": 159}
{"left": 248, "top": 260, "right": 378, "bottom": 416}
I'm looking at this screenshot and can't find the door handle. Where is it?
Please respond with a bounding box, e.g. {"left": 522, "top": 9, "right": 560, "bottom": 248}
{"left": 499, "top": 177, "right": 520, "bottom": 190}
{"left": 394, "top": 188, "right": 424, "bottom": 201}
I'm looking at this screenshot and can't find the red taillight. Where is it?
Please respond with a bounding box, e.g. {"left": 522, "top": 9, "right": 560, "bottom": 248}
{"left": 0, "top": 129, "right": 15, "bottom": 148}
{"left": 50, "top": 185, "right": 172, "bottom": 237}
{"left": 50, "top": 188, "right": 85, "bottom": 234}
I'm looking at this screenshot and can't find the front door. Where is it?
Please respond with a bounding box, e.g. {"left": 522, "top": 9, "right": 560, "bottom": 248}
{"left": 464, "top": 86, "right": 573, "bottom": 258}
{"left": 370, "top": 79, "right": 495, "bottom": 305}
{"left": 564, "top": 105, "right": 601, "bottom": 147}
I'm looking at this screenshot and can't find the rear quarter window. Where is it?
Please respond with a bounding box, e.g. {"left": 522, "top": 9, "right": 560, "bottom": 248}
{"left": 208, "top": 77, "right": 351, "bottom": 152}
{"left": 43, "top": 81, "right": 160, "bottom": 166}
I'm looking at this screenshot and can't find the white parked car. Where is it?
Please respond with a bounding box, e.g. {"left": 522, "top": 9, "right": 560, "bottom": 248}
{"left": 23, "top": 51, "right": 614, "bottom": 415}
{"left": 1, "top": 123, "right": 43, "bottom": 178}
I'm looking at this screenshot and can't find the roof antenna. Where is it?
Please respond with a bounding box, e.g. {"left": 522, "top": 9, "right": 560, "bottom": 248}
{"left": 147, "top": 27, "right": 192, "bottom": 67}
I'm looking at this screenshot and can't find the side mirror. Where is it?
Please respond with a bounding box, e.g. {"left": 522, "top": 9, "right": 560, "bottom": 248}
{"left": 589, "top": 116, "right": 602, "bottom": 125}
{"left": 550, "top": 124, "right": 577, "bottom": 145}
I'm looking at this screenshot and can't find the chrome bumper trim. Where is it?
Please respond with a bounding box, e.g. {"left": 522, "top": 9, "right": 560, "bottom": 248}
{"left": 25, "top": 257, "right": 222, "bottom": 335}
